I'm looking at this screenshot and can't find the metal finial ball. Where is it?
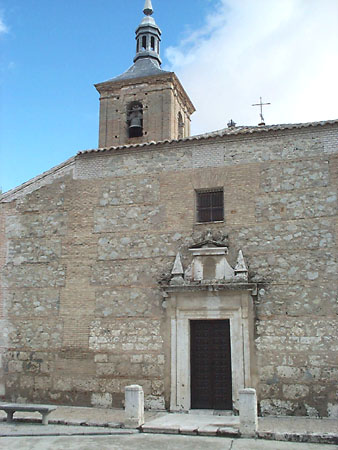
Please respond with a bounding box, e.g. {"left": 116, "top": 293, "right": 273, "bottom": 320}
{"left": 143, "top": 0, "right": 153, "bottom": 16}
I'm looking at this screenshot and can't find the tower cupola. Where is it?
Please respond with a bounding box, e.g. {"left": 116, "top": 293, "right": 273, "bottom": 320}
{"left": 95, "top": 0, "right": 195, "bottom": 148}
{"left": 134, "top": 0, "right": 162, "bottom": 66}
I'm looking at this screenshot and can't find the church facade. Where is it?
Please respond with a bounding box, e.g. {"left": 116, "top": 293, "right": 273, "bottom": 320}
{"left": 1, "top": 1, "right": 337, "bottom": 417}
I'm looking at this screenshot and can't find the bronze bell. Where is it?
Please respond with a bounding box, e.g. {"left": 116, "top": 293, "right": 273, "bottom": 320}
{"left": 129, "top": 116, "right": 142, "bottom": 129}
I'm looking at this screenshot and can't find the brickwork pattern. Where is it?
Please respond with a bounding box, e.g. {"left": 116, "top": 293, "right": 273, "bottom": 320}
{"left": 0, "top": 123, "right": 337, "bottom": 415}
{"left": 96, "top": 74, "right": 193, "bottom": 148}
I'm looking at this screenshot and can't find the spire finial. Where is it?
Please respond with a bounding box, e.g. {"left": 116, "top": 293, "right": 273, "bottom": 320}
{"left": 134, "top": 0, "right": 161, "bottom": 65}
{"left": 143, "top": 0, "right": 153, "bottom": 16}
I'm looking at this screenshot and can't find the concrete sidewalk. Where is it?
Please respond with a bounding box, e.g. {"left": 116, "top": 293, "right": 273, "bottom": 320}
{"left": 0, "top": 433, "right": 336, "bottom": 450}
{"left": 0, "top": 406, "right": 337, "bottom": 445}
{"left": 141, "top": 412, "right": 338, "bottom": 444}
{"left": 0, "top": 405, "right": 160, "bottom": 428}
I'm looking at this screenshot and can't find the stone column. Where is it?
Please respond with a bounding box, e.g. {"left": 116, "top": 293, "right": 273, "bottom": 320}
{"left": 239, "top": 388, "right": 258, "bottom": 437}
{"left": 0, "top": 354, "right": 5, "bottom": 397}
{"left": 125, "top": 385, "right": 145, "bottom": 428}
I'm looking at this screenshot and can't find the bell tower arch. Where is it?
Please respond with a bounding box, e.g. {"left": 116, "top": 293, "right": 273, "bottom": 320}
{"left": 127, "top": 101, "right": 143, "bottom": 138}
{"left": 95, "top": 0, "right": 195, "bottom": 148}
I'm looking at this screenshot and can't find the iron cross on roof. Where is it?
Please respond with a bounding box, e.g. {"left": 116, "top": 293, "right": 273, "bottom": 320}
{"left": 252, "top": 97, "right": 271, "bottom": 126}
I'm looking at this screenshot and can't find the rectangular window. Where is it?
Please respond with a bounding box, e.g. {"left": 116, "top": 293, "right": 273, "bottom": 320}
{"left": 196, "top": 189, "right": 224, "bottom": 223}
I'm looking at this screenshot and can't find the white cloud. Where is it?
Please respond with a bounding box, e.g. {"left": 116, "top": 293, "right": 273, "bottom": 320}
{"left": 0, "top": 14, "right": 8, "bottom": 35}
{"left": 165, "top": 0, "right": 338, "bottom": 134}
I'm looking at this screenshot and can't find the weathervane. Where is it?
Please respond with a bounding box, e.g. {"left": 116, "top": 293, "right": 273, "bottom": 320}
{"left": 252, "top": 97, "right": 271, "bottom": 126}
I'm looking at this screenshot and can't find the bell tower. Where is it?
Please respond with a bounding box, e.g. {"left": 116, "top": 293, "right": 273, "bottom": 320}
{"left": 95, "top": 0, "right": 195, "bottom": 148}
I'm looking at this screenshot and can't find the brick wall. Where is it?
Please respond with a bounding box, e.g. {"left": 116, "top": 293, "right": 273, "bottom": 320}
{"left": 96, "top": 74, "right": 194, "bottom": 148}
{"left": 0, "top": 122, "right": 337, "bottom": 415}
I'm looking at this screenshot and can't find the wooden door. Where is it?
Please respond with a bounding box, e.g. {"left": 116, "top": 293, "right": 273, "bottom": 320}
{"left": 190, "top": 320, "right": 232, "bottom": 410}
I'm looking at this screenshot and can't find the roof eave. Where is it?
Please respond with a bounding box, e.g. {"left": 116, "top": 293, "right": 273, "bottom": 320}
{"left": 77, "top": 118, "right": 338, "bottom": 156}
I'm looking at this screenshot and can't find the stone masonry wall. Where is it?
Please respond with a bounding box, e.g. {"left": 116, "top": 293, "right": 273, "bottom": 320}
{"left": 0, "top": 123, "right": 337, "bottom": 415}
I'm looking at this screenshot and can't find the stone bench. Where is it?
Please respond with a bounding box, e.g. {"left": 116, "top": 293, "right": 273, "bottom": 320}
{"left": 0, "top": 402, "right": 57, "bottom": 425}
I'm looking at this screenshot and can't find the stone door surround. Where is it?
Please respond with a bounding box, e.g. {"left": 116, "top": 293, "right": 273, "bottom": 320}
{"left": 164, "top": 284, "right": 256, "bottom": 412}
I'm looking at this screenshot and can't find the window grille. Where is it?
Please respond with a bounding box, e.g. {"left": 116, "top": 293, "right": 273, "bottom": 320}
{"left": 196, "top": 189, "right": 224, "bottom": 223}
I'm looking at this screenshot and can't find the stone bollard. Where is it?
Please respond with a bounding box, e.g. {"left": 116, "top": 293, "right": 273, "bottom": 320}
{"left": 239, "top": 388, "right": 258, "bottom": 437}
{"left": 125, "top": 384, "right": 145, "bottom": 428}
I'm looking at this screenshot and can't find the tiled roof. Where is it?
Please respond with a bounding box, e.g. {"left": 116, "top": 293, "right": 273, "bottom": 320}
{"left": 78, "top": 119, "right": 338, "bottom": 156}
{"left": 97, "top": 58, "right": 170, "bottom": 84}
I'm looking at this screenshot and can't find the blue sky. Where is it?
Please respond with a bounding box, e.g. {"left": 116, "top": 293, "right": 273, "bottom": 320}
{"left": 1, "top": 0, "right": 338, "bottom": 192}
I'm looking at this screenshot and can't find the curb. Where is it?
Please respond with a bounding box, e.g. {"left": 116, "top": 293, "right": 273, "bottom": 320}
{"left": 1, "top": 417, "right": 337, "bottom": 444}
{"left": 0, "top": 417, "right": 124, "bottom": 428}
{"left": 257, "top": 431, "right": 338, "bottom": 445}
{"left": 0, "top": 429, "right": 140, "bottom": 438}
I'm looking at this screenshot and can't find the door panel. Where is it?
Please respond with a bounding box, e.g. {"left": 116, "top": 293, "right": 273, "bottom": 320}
{"left": 190, "top": 319, "right": 232, "bottom": 410}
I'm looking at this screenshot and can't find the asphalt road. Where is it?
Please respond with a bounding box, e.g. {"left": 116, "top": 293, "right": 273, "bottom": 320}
{"left": 0, "top": 434, "right": 336, "bottom": 450}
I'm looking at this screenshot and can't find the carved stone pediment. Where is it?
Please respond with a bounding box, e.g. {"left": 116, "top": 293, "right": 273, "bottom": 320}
{"left": 167, "top": 239, "right": 248, "bottom": 286}
{"left": 189, "top": 245, "right": 233, "bottom": 282}
{"left": 190, "top": 230, "right": 228, "bottom": 250}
